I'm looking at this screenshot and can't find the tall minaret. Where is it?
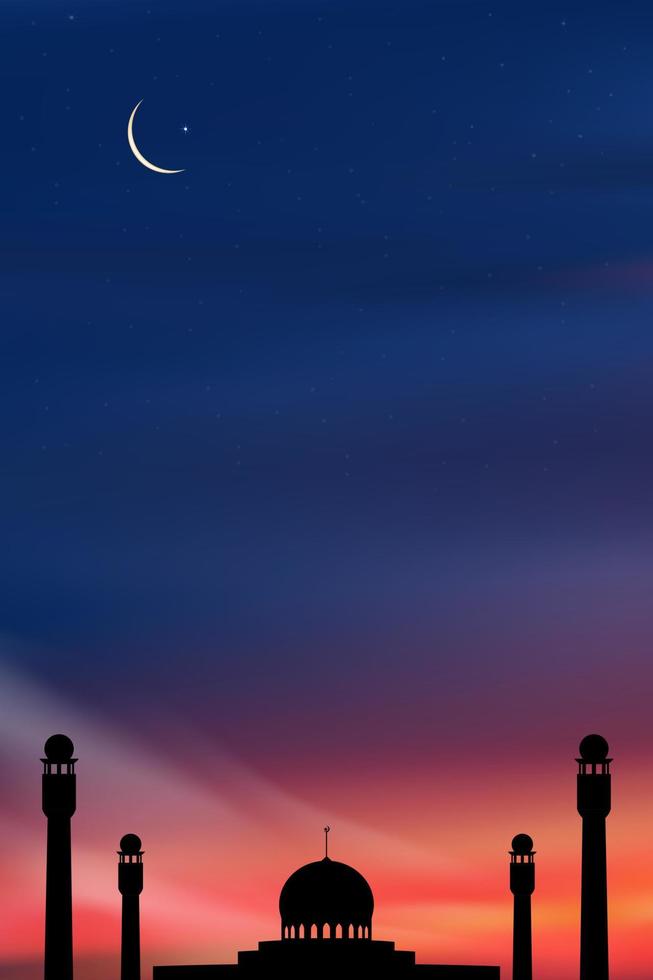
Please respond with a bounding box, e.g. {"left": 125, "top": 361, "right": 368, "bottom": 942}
{"left": 509, "top": 834, "right": 535, "bottom": 980}
{"left": 118, "top": 834, "right": 144, "bottom": 980}
{"left": 41, "top": 733, "right": 77, "bottom": 980}
{"left": 577, "top": 733, "right": 611, "bottom": 980}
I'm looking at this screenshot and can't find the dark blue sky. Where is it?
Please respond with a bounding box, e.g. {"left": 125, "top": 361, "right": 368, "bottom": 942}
{"left": 3, "top": 0, "right": 653, "bottom": 774}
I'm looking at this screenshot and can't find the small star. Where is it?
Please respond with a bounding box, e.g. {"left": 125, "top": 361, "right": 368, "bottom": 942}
{"left": 181, "top": 124, "right": 189, "bottom": 134}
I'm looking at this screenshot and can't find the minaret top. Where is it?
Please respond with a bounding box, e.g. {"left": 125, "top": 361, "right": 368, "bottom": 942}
{"left": 578, "top": 734, "right": 610, "bottom": 763}
{"left": 120, "top": 834, "right": 143, "bottom": 856}
{"left": 511, "top": 834, "right": 534, "bottom": 855}
{"left": 324, "top": 826, "right": 330, "bottom": 860}
{"left": 43, "top": 734, "right": 75, "bottom": 762}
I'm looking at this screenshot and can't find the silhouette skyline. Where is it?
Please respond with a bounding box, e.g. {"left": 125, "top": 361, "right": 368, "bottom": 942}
{"left": 3, "top": 1, "right": 652, "bottom": 977}
{"left": 36, "top": 732, "right": 619, "bottom": 979}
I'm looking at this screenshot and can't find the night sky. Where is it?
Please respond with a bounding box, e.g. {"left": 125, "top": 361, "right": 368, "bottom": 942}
{"left": 3, "top": 2, "right": 653, "bottom": 979}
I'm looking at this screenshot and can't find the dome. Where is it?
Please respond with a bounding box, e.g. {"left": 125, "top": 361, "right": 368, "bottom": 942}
{"left": 279, "top": 857, "right": 374, "bottom": 940}
{"left": 120, "top": 834, "right": 142, "bottom": 855}
{"left": 44, "top": 734, "right": 75, "bottom": 762}
{"left": 579, "top": 734, "right": 609, "bottom": 762}
{"left": 511, "top": 834, "right": 534, "bottom": 855}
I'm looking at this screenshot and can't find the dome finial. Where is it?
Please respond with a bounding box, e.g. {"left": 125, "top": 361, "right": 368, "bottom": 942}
{"left": 324, "top": 825, "right": 331, "bottom": 859}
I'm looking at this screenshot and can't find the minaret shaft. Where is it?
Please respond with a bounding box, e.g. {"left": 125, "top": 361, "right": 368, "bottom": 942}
{"left": 45, "top": 815, "right": 73, "bottom": 980}
{"left": 121, "top": 893, "right": 141, "bottom": 980}
{"left": 580, "top": 814, "right": 608, "bottom": 980}
{"left": 512, "top": 894, "right": 532, "bottom": 980}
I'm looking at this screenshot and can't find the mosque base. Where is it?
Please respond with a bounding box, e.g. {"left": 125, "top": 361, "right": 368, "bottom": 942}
{"left": 154, "top": 938, "right": 500, "bottom": 978}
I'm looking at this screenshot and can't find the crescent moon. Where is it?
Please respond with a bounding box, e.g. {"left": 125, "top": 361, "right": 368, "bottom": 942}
{"left": 127, "top": 100, "right": 185, "bottom": 175}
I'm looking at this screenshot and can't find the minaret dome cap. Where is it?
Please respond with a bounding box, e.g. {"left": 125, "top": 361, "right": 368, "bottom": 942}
{"left": 120, "top": 834, "right": 143, "bottom": 854}
{"left": 579, "top": 734, "right": 609, "bottom": 762}
{"left": 44, "top": 734, "right": 75, "bottom": 762}
{"left": 511, "top": 834, "right": 534, "bottom": 854}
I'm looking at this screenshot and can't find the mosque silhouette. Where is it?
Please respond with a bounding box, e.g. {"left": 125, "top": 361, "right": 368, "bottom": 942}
{"left": 154, "top": 834, "right": 498, "bottom": 978}
{"left": 40, "top": 733, "right": 613, "bottom": 980}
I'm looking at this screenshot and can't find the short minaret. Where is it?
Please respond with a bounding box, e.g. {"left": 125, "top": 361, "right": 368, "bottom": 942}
{"left": 509, "top": 834, "right": 535, "bottom": 980}
{"left": 41, "top": 734, "right": 77, "bottom": 980}
{"left": 118, "top": 834, "right": 144, "bottom": 980}
{"left": 577, "top": 734, "right": 611, "bottom": 980}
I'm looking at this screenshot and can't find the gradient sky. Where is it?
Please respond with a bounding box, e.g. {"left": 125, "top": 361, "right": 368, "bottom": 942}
{"left": 3, "top": 1, "right": 653, "bottom": 978}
